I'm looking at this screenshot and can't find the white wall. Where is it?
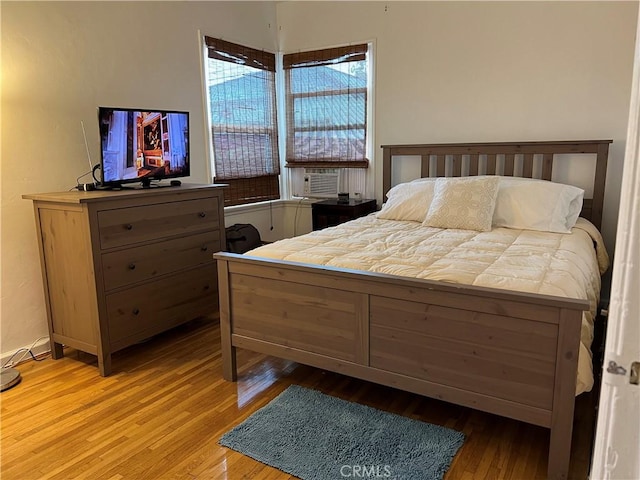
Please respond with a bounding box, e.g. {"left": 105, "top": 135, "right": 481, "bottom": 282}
{"left": 1, "top": 1, "right": 278, "bottom": 359}
{"left": 224, "top": 200, "right": 313, "bottom": 244}
{"left": 1, "top": 1, "right": 637, "bottom": 361}
{"left": 277, "top": 0, "right": 636, "bottom": 268}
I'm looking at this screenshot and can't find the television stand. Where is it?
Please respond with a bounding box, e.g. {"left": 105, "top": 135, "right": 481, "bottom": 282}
{"left": 141, "top": 179, "right": 182, "bottom": 188}
{"left": 139, "top": 178, "right": 177, "bottom": 188}
{"left": 102, "top": 180, "right": 178, "bottom": 190}
{"left": 139, "top": 180, "right": 180, "bottom": 189}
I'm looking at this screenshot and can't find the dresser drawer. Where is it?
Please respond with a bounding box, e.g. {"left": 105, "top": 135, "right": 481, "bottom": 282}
{"left": 106, "top": 265, "right": 218, "bottom": 350}
{"left": 101, "top": 231, "right": 221, "bottom": 291}
{"left": 98, "top": 197, "right": 220, "bottom": 250}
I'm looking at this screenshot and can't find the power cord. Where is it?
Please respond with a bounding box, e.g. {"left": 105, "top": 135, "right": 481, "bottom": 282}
{"left": 269, "top": 200, "right": 274, "bottom": 231}
{"left": 293, "top": 196, "right": 308, "bottom": 237}
{"left": 2, "top": 336, "right": 49, "bottom": 369}
{"left": 75, "top": 169, "right": 92, "bottom": 185}
{"left": 74, "top": 163, "right": 101, "bottom": 191}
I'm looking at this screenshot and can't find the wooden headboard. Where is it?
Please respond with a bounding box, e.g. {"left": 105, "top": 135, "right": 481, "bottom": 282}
{"left": 381, "top": 140, "right": 612, "bottom": 231}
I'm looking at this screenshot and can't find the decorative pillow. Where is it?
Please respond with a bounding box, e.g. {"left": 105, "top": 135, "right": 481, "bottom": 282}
{"left": 423, "top": 176, "right": 500, "bottom": 231}
{"left": 377, "top": 179, "right": 436, "bottom": 222}
{"left": 493, "top": 177, "right": 584, "bottom": 233}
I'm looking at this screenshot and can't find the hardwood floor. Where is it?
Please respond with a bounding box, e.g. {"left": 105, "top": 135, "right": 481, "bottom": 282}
{"left": 1, "top": 316, "right": 598, "bottom": 480}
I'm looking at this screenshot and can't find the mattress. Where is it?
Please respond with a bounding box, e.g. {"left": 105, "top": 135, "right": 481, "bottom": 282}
{"left": 247, "top": 215, "right": 610, "bottom": 395}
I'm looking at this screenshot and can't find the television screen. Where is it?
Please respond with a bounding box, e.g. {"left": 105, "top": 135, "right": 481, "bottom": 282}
{"left": 98, "top": 107, "right": 189, "bottom": 187}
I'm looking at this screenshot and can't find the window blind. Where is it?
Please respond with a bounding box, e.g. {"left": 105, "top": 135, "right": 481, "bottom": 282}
{"left": 283, "top": 44, "right": 369, "bottom": 169}
{"left": 205, "top": 37, "right": 280, "bottom": 206}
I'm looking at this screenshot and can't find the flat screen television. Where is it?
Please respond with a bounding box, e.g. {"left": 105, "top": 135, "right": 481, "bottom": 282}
{"left": 98, "top": 107, "right": 190, "bottom": 188}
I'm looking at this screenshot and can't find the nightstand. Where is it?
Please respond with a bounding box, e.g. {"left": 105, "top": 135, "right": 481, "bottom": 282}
{"left": 311, "top": 198, "right": 376, "bottom": 231}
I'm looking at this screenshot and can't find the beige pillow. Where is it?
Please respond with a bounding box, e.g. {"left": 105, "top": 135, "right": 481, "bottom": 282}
{"left": 493, "top": 176, "right": 584, "bottom": 233}
{"left": 423, "top": 176, "right": 500, "bottom": 231}
{"left": 377, "top": 179, "right": 436, "bottom": 222}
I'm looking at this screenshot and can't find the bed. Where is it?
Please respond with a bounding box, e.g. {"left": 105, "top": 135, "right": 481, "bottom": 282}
{"left": 214, "top": 140, "right": 612, "bottom": 480}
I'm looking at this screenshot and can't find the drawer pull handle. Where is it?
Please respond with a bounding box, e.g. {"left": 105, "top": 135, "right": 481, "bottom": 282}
{"left": 128, "top": 263, "right": 136, "bottom": 270}
{"left": 201, "top": 245, "right": 208, "bottom": 252}
{"left": 132, "top": 308, "right": 140, "bottom": 315}
{"left": 203, "top": 284, "right": 210, "bottom": 291}
{"left": 198, "top": 212, "right": 206, "bottom": 218}
{"left": 125, "top": 224, "right": 133, "bottom": 231}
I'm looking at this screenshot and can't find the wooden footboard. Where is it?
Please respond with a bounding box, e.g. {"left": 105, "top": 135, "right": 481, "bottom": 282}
{"left": 215, "top": 252, "right": 588, "bottom": 480}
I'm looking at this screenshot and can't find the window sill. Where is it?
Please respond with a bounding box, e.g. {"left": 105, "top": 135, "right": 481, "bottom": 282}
{"left": 224, "top": 198, "right": 315, "bottom": 215}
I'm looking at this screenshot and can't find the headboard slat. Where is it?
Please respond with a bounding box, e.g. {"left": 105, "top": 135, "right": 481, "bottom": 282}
{"left": 523, "top": 153, "right": 534, "bottom": 178}
{"left": 452, "top": 155, "right": 462, "bottom": 177}
{"left": 487, "top": 154, "right": 497, "bottom": 175}
{"left": 542, "top": 154, "right": 553, "bottom": 181}
{"left": 469, "top": 155, "right": 479, "bottom": 176}
{"left": 436, "top": 155, "right": 445, "bottom": 177}
{"left": 421, "top": 155, "right": 430, "bottom": 178}
{"left": 504, "top": 154, "right": 515, "bottom": 176}
{"left": 381, "top": 140, "right": 612, "bottom": 230}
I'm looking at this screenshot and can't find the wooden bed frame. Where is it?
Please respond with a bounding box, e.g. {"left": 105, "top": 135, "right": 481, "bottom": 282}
{"left": 214, "top": 140, "right": 611, "bottom": 480}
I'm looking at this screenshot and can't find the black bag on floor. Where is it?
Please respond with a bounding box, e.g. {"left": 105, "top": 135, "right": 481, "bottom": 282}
{"left": 225, "top": 224, "right": 262, "bottom": 254}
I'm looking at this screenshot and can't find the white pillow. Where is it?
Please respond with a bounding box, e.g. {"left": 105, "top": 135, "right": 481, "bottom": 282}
{"left": 423, "top": 176, "right": 500, "bottom": 232}
{"left": 377, "top": 180, "right": 436, "bottom": 222}
{"left": 493, "top": 177, "right": 584, "bottom": 233}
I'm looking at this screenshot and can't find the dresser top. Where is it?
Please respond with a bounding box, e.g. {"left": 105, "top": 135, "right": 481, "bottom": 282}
{"left": 23, "top": 183, "right": 226, "bottom": 204}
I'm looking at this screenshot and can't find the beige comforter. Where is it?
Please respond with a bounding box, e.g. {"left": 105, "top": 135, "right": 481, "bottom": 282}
{"left": 247, "top": 215, "right": 609, "bottom": 395}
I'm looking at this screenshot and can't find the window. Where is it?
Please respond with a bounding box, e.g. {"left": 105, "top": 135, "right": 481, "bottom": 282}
{"left": 205, "top": 37, "right": 280, "bottom": 207}
{"left": 283, "top": 44, "right": 369, "bottom": 168}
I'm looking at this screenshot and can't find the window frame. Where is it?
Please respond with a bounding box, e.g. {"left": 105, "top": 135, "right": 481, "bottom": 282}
{"left": 283, "top": 43, "right": 370, "bottom": 169}
{"left": 204, "top": 36, "right": 281, "bottom": 207}
{"left": 202, "top": 38, "right": 375, "bottom": 206}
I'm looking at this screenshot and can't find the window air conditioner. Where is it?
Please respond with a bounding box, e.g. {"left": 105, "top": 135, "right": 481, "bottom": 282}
{"left": 302, "top": 168, "right": 340, "bottom": 198}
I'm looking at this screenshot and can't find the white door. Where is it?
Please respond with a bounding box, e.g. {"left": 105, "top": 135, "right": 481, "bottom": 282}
{"left": 590, "top": 7, "right": 640, "bottom": 478}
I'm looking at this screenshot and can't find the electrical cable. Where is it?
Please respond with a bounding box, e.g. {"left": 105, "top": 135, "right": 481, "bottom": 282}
{"left": 91, "top": 163, "right": 101, "bottom": 185}
{"left": 293, "top": 196, "right": 307, "bottom": 237}
{"left": 74, "top": 164, "right": 101, "bottom": 191}
{"left": 75, "top": 169, "right": 93, "bottom": 185}
{"left": 269, "top": 200, "right": 274, "bottom": 231}
{"left": 2, "top": 336, "right": 49, "bottom": 369}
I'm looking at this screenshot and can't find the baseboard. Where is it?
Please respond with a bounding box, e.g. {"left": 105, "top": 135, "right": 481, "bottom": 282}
{"left": 1, "top": 340, "right": 51, "bottom": 368}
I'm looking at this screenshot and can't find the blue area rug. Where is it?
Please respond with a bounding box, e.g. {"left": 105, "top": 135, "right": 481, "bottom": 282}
{"left": 219, "top": 385, "right": 465, "bottom": 480}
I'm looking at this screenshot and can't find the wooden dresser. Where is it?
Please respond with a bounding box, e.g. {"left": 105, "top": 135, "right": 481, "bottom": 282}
{"left": 23, "top": 184, "right": 225, "bottom": 376}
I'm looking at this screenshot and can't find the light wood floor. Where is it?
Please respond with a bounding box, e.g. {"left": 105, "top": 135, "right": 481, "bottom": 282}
{"left": 1, "top": 316, "right": 598, "bottom": 480}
